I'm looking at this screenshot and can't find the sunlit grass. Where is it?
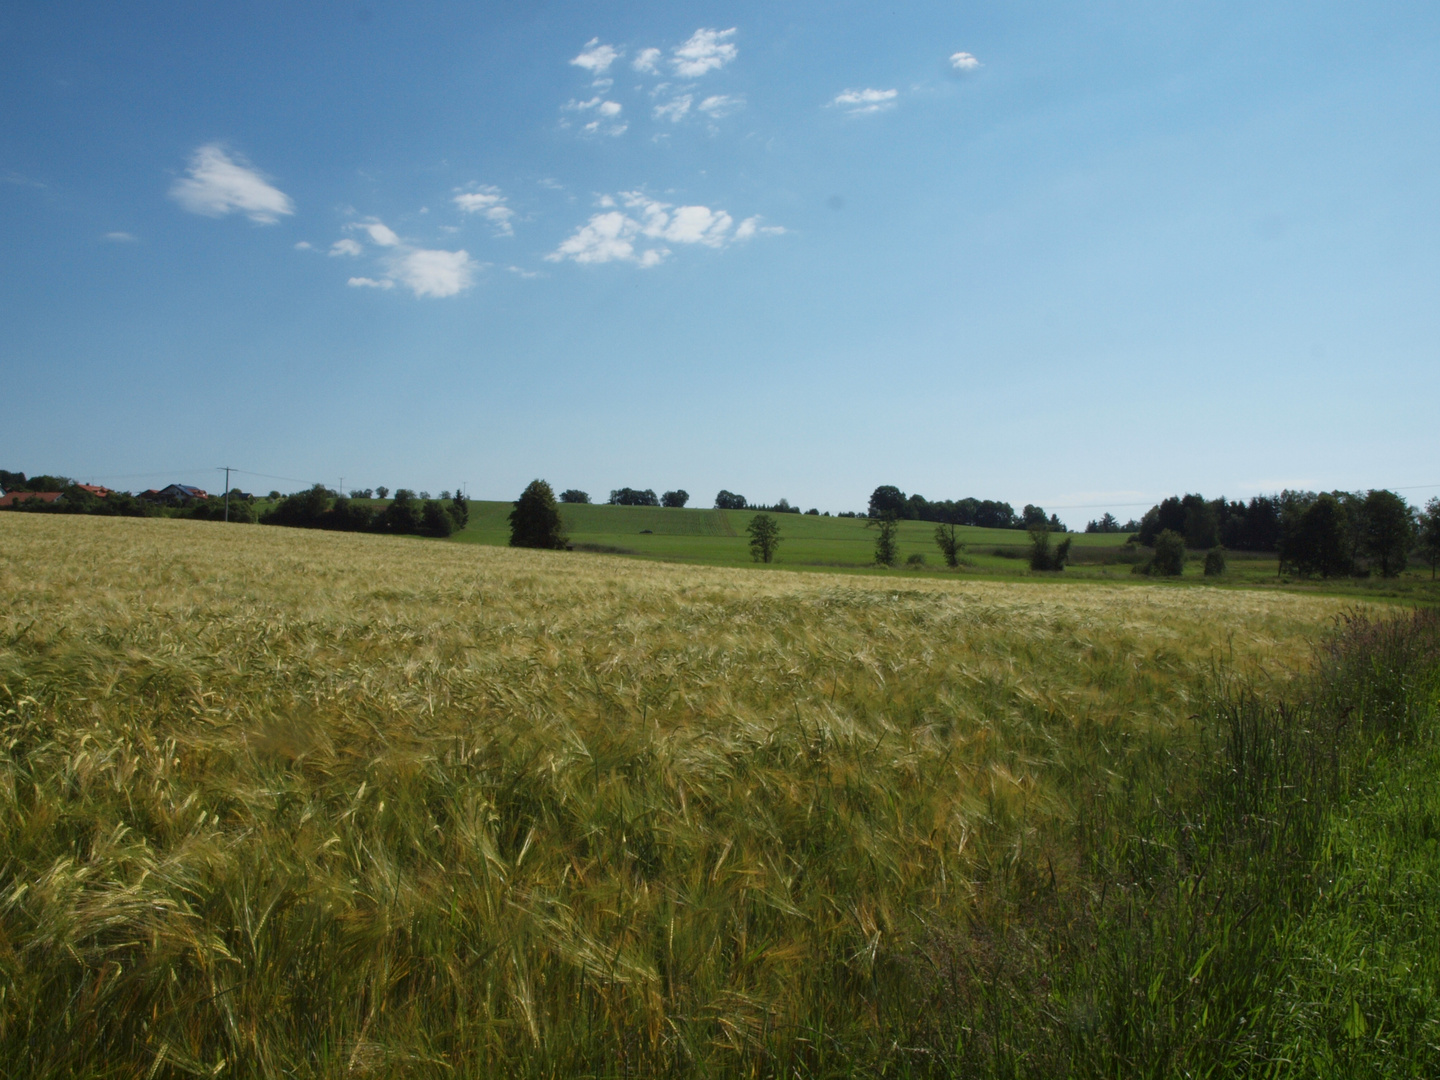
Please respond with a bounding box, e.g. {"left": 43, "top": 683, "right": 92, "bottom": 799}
{"left": 0, "top": 514, "right": 1363, "bottom": 1076}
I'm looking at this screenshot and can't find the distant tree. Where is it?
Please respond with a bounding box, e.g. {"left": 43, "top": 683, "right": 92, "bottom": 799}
{"left": 1151, "top": 530, "right": 1186, "bottom": 576}
{"left": 1022, "top": 504, "right": 1049, "bottom": 530}
{"left": 1028, "top": 527, "right": 1072, "bottom": 571}
{"left": 806, "top": 508, "right": 819, "bottom": 515}
{"left": 378, "top": 489, "right": 420, "bottom": 534}
{"left": 1086, "top": 511, "right": 1121, "bottom": 534}
{"left": 421, "top": 499, "right": 455, "bottom": 537}
{"left": 746, "top": 513, "right": 781, "bottom": 563}
{"left": 0, "top": 470, "right": 25, "bottom": 492}
{"left": 1203, "top": 547, "right": 1227, "bottom": 576}
{"left": 447, "top": 490, "right": 469, "bottom": 530}
{"left": 1048, "top": 513, "right": 1065, "bottom": 532}
{"left": 1183, "top": 496, "right": 1219, "bottom": 549}
{"left": 873, "top": 515, "right": 899, "bottom": 567}
{"left": 560, "top": 489, "right": 591, "bottom": 504}
{"left": 268, "top": 490, "right": 281, "bottom": 500}
{"left": 609, "top": 487, "right": 659, "bottom": 506}
{"left": 661, "top": 489, "right": 689, "bottom": 508}
{"left": 1279, "top": 493, "right": 1351, "bottom": 578}
{"left": 1359, "top": 488, "right": 1413, "bottom": 578}
{"left": 1419, "top": 498, "right": 1440, "bottom": 580}
{"left": 715, "top": 490, "right": 747, "bottom": 510}
{"left": 868, "top": 486, "right": 907, "bottom": 521}
{"left": 375, "top": 486, "right": 389, "bottom": 499}
{"left": 934, "top": 523, "right": 962, "bottom": 568}
{"left": 509, "top": 480, "right": 567, "bottom": 549}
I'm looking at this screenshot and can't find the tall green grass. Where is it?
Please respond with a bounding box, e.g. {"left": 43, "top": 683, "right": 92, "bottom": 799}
{"left": 1, "top": 515, "right": 1434, "bottom": 1077}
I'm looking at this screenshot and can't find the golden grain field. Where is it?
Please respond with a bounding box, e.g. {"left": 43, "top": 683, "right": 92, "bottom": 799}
{"left": 0, "top": 514, "right": 1357, "bottom": 1076}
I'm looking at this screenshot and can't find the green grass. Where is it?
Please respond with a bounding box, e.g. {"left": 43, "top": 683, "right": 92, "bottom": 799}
{"left": 449, "top": 502, "right": 1440, "bottom": 602}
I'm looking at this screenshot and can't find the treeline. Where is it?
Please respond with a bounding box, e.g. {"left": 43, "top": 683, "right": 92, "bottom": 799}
{"left": 260, "top": 485, "right": 468, "bottom": 537}
{"left": 1126, "top": 489, "right": 1440, "bottom": 579}
{"left": 866, "top": 485, "right": 1063, "bottom": 530}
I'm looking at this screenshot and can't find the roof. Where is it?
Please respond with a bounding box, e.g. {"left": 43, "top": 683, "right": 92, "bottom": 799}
{"left": 0, "top": 491, "right": 63, "bottom": 508}
{"left": 74, "top": 484, "right": 112, "bottom": 497}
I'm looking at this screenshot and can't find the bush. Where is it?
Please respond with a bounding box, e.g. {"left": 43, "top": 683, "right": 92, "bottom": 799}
{"left": 510, "top": 480, "right": 567, "bottom": 549}
{"left": 905, "top": 552, "right": 927, "bottom": 567}
{"left": 1152, "top": 529, "right": 1186, "bottom": 576}
{"left": 1028, "top": 527, "right": 1072, "bottom": 571}
{"left": 1204, "top": 547, "right": 1227, "bottom": 576}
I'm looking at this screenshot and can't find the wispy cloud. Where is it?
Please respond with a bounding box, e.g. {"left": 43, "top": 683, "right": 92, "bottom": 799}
{"left": 950, "top": 51, "right": 980, "bottom": 71}
{"left": 294, "top": 241, "right": 314, "bottom": 250}
{"left": 103, "top": 231, "right": 137, "bottom": 242}
{"left": 355, "top": 221, "right": 400, "bottom": 247}
{"left": 653, "top": 94, "right": 692, "bottom": 123}
{"left": 632, "top": 47, "right": 662, "bottom": 74}
{"left": 329, "top": 238, "right": 363, "bottom": 257}
{"left": 672, "top": 28, "right": 737, "bottom": 77}
{"left": 453, "top": 185, "right": 515, "bottom": 235}
{"left": 831, "top": 87, "right": 898, "bottom": 116}
{"left": 169, "top": 143, "right": 294, "bottom": 223}
{"left": 570, "top": 38, "right": 620, "bottom": 75}
{"left": 547, "top": 192, "right": 781, "bottom": 267}
{"left": 563, "top": 96, "right": 626, "bottom": 136}
{"left": 347, "top": 276, "right": 393, "bottom": 289}
{"left": 698, "top": 94, "right": 743, "bottom": 118}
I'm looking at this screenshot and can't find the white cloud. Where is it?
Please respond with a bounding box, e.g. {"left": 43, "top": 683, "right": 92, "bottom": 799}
{"left": 563, "top": 96, "right": 626, "bottom": 136}
{"left": 570, "top": 38, "right": 620, "bottom": 75}
{"left": 453, "top": 186, "right": 515, "bottom": 235}
{"left": 672, "top": 27, "right": 737, "bottom": 76}
{"left": 103, "top": 231, "right": 137, "bottom": 242}
{"left": 698, "top": 94, "right": 743, "bottom": 117}
{"left": 950, "top": 51, "right": 980, "bottom": 71}
{"left": 294, "top": 240, "right": 313, "bottom": 250}
{"left": 653, "top": 94, "right": 692, "bottom": 123}
{"left": 632, "top": 47, "right": 662, "bottom": 73}
{"left": 507, "top": 265, "right": 542, "bottom": 279}
{"left": 347, "top": 276, "right": 393, "bottom": 289}
{"left": 548, "top": 192, "right": 781, "bottom": 267}
{"left": 329, "top": 237, "right": 363, "bottom": 257}
{"left": 392, "top": 248, "right": 477, "bottom": 298}
{"left": 831, "top": 87, "right": 898, "bottom": 115}
{"left": 734, "top": 216, "right": 785, "bottom": 241}
{"left": 358, "top": 221, "right": 400, "bottom": 246}
{"left": 169, "top": 143, "right": 294, "bottom": 223}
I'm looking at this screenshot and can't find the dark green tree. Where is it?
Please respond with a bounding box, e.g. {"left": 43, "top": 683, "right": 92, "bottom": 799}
{"left": 1359, "top": 488, "right": 1413, "bottom": 578}
{"left": 509, "top": 480, "right": 567, "bottom": 549}
{"left": 1419, "top": 498, "right": 1440, "bottom": 580}
{"left": 1151, "top": 529, "right": 1186, "bottom": 576}
{"left": 559, "top": 489, "right": 591, "bottom": 504}
{"left": 1028, "top": 527, "right": 1072, "bottom": 570}
{"left": 873, "top": 515, "right": 899, "bottom": 567}
{"left": 378, "top": 489, "right": 420, "bottom": 534}
{"left": 1183, "top": 497, "right": 1219, "bottom": 549}
{"left": 421, "top": 499, "right": 455, "bottom": 537}
{"left": 868, "top": 486, "right": 907, "bottom": 521}
{"left": 662, "top": 490, "right": 689, "bottom": 508}
{"left": 1279, "top": 493, "right": 1351, "bottom": 578}
{"left": 715, "top": 490, "right": 747, "bottom": 510}
{"left": 1203, "top": 547, "right": 1227, "bottom": 576}
{"left": 746, "top": 513, "right": 781, "bottom": 563}
{"left": 934, "top": 523, "right": 962, "bottom": 567}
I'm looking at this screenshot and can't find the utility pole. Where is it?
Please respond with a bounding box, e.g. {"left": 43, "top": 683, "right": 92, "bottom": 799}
{"left": 220, "top": 466, "right": 232, "bottom": 522}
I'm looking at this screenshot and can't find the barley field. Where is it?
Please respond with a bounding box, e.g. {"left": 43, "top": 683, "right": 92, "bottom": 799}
{"left": 0, "top": 515, "right": 1360, "bottom": 1077}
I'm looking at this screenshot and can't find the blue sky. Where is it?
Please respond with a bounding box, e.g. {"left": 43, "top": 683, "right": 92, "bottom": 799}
{"left": 2, "top": 1, "right": 1437, "bottom": 521}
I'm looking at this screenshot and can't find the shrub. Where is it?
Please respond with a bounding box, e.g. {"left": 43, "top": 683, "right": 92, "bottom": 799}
{"left": 746, "top": 513, "right": 781, "bottom": 563}
{"left": 1028, "top": 527, "right": 1072, "bottom": 571}
{"left": 905, "top": 552, "right": 927, "bottom": 567}
{"left": 1152, "top": 529, "right": 1186, "bottom": 576}
{"left": 1204, "top": 546, "right": 1227, "bottom": 576}
{"left": 509, "top": 480, "right": 567, "bottom": 549}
